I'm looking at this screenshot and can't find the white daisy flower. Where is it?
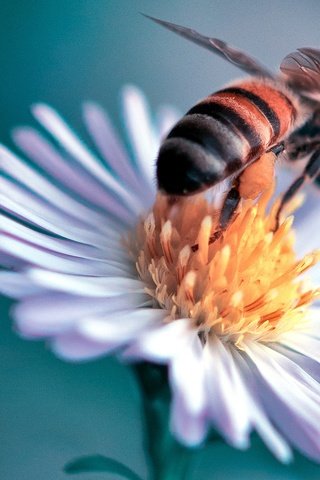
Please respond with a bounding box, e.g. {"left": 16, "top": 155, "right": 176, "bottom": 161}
{"left": 1, "top": 86, "right": 319, "bottom": 464}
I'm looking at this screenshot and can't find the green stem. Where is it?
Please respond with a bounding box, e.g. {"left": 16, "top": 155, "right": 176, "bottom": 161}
{"left": 133, "top": 363, "right": 193, "bottom": 480}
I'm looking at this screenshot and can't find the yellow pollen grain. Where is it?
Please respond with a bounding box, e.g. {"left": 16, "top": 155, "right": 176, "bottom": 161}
{"left": 129, "top": 183, "right": 319, "bottom": 347}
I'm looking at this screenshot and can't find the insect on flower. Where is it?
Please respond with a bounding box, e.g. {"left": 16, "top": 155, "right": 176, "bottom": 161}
{"left": 147, "top": 16, "right": 320, "bottom": 237}
{"left": 0, "top": 17, "right": 320, "bottom": 467}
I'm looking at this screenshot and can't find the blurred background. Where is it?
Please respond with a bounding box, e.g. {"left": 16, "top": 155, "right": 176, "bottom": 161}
{"left": 1, "top": 1, "right": 320, "bottom": 478}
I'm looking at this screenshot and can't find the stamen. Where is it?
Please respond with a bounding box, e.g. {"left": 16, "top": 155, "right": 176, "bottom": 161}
{"left": 244, "top": 289, "right": 278, "bottom": 312}
{"left": 144, "top": 213, "right": 157, "bottom": 258}
{"left": 259, "top": 310, "right": 284, "bottom": 324}
{"left": 177, "top": 245, "right": 191, "bottom": 284}
{"left": 197, "top": 216, "right": 212, "bottom": 265}
{"left": 130, "top": 181, "right": 319, "bottom": 346}
{"left": 160, "top": 220, "right": 173, "bottom": 264}
{"left": 295, "top": 288, "right": 320, "bottom": 307}
{"left": 230, "top": 290, "right": 243, "bottom": 308}
{"left": 183, "top": 271, "right": 197, "bottom": 303}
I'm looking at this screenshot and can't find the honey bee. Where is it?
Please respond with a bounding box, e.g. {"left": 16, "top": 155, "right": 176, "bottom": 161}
{"left": 146, "top": 15, "right": 320, "bottom": 234}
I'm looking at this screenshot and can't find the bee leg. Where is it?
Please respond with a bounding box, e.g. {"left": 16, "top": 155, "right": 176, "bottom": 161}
{"left": 275, "top": 146, "right": 320, "bottom": 229}
{"left": 268, "top": 142, "right": 285, "bottom": 156}
{"left": 206, "top": 180, "right": 241, "bottom": 246}
{"left": 208, "top": 151, "right": 278, "bottom": 246}
{"left": 285, "top": 137, "right": 320, "bottom": 162}
{"left": 219, "top": 180, "right": 241, "bottom": 230}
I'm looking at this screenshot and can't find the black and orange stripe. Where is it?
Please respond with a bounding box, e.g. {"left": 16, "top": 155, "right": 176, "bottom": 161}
{"left": 156, "top": 80, "right": 297, "bottom": 195}
{"left": 217, "top": 87, "right": 281, "bottom": 140}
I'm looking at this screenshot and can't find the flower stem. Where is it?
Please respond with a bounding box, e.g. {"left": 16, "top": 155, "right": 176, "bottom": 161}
{"left": 133, "top": 363, "right": 193, "bottom": 480}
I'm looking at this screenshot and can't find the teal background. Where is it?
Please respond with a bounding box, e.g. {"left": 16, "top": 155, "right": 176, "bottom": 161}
{"left": 1, "top": 1, "right": 320, "bottom": 478}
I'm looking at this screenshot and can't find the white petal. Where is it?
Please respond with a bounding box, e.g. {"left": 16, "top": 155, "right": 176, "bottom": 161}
{"left": 51, "top": 332, "right": 115, "bottom": 361}
{"left": 273, "top": 344, "right": 320, "bottom": 382}
{"left": 1, "top": 214, "right": 109, "bottom": 260}
{"left": 0, "top": 272, "right": 44, "bottom": 298}
{"left": 1, "top": 214, "right": 131, "bottom": 275}
{"left": 82, "top": 102, "right": 145, "bottom": 196}
{"left": 232, "top": 349, "right": 293, "bottom": 463}
{"left": 78, "top": 308, "right": 165, "bottom": 343}
{"left": 0, "top": 179, "right": 108, "bottom": 247}
{"left": 32, "top": 103, "right": 144, "bottom": 214}
{"left": 0, "top": 250, "right": 27, "bottom": 269}
{"left": 12, "top": 127, "right": 134, "bottom": 224}
{"left": 203, "top": 338, "right": 250, "bottom": 448}
{"left": 0, "top": 145, "right": 107, "bottom": 225}
{"left": 298, "top": 308, "right": 320, "bottom": 336}
{"left": 124, "top": 317, "right": 192, "bottom": 362}
{"left": 0, "top": 235, "right": 123, "bottom": 276}
{"left": 170, "top": 392, "right": 207, "bottom": 446}
{"left": 169, "top": 329, "right": 206, "bottom": 415}
{"left": 245, "top": 342, "right": 320, "bottom": 461}
{"left": 14, "top": 292, "right": 149, "bottom": 337}
{"left": 122, "top": 85, "right": 157, "bottom": 188}
{"left": 280, "top": 333, "right": 320, "bottom": 363}
{"left": 27, "top": 269, "right": 144, "bottom": 297}
{"left": 0, "top": 145, "right": 126, "bottom": 231}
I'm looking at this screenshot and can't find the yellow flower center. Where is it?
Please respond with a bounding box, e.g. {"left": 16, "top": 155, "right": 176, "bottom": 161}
{"left": 128, "top": 185, "right": 320, "bottom": 348}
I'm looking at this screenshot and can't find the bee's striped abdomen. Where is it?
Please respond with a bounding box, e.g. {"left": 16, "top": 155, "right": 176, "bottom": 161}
{"left": 156, "top": 80, "right": 297, "bottom": 195}
{"left": 187, "top": 97, "right": 263, "bottom": 164}
{"left": 217, "top": 81, "right": 296, "bottom": 144}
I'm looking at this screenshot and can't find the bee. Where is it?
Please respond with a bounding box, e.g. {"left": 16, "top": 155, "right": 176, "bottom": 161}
{"left": 146, "top": 15, "right": 320, "bottom": 234}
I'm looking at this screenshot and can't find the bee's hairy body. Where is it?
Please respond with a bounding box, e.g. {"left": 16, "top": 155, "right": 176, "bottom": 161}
{"left": 146, "top": 14, "right": 320, "bottom": 235}
{"left": 157, "top": 79, "right": 298, "bottom": 195}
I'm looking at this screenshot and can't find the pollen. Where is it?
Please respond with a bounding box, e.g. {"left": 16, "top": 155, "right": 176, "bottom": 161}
{"left": 129, "top": 185, "right": 320, "bottom": 346}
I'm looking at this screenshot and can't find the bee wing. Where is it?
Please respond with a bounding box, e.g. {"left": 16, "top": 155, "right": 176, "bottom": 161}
{"left": 143, "top": 15, "right": 274, "bottom": 78}
{"left": 280, "top": 48, "right": 320, "bottom": 100}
